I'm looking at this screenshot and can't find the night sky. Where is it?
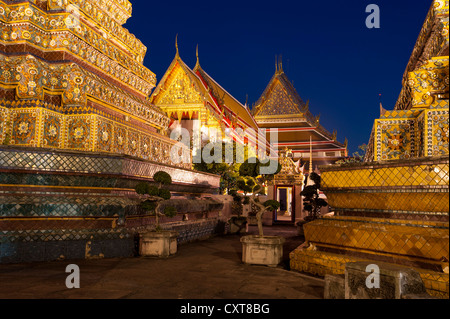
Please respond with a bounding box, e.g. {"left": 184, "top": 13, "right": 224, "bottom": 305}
{"left": 124, "top": 0, "right": 432, "bottom": 155}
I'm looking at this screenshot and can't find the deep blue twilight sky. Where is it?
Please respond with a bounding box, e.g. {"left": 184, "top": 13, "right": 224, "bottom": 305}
{"left": 124, "top": 0, "right": 432, "bottom": 155}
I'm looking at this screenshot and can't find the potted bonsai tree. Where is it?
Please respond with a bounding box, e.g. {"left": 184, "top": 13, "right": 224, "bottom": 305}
{"left": 194, "top": 140, "right": 253, "bottom": 234}
{"left": 296, "top": 172, "right": 328, "bottom": 236}
{"left": 135, "top": 171, "right": 178, "bottom": 257}
{"left": 238, "top": 158, "right": 286, "bottom": 267}
{"left": 193, "top": 140, "right": 244, "bottom": 195}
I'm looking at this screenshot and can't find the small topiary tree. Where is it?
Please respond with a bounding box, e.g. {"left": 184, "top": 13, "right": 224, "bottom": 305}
{"left": 193, "top": 141, "right": 249, "bottom": 195}
{"left": 229, "top": 178, "right": 253, "bottom": 216}
{"left": 227, "top": 176, "right": 256, "bottom": 234}
{"left": 227, "top": 187, "right": 247, "bottom": 234}
{"left": 135, "top": 171, "right": 177, "bottom": 231}
{"left": 229, "top": 189, "right": 244, "bottom": 216}
{"left": 301, "top": 172, "right": 328, "bottom": 221}
{"left": 237, "top": 157, "right": 282, "bottom": 237}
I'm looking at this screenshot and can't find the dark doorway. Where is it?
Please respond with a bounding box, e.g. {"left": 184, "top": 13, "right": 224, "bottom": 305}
{"left": 275, "top": 186, "right": 294, "bottom": 222}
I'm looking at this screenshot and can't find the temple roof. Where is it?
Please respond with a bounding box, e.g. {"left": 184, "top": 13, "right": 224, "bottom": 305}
{"left": 252, "top": 65, "right": 307, "bottom": 119}
{"left": 193, "top": 63, "right": 259, "bottom": 131}
{"left": 253, "top": 62, "right": 345, "bottom": 147}
{"left": 252, "top": 61, "right": 347, "bottom": 154}
{"left": 151, "top": 47, "right": 259, "bottom": 131}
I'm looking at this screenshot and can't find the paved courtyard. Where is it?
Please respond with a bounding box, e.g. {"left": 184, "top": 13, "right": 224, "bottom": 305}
{"left": 0, "top": 225, "right": 324, "bottom": 299}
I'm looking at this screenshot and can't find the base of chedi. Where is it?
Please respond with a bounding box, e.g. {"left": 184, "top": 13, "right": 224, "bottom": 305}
{"left": 290, "top": 156, "right": 449, "bottom": 298}
{"left": 0, "top": 0, "right": 227, "bottom": 264}
{"left": 0, "top": 145, "right": 223, "bottom": 263}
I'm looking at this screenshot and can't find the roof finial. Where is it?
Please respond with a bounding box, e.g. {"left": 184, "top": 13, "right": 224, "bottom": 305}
{"left": 306, "top": 135, "right": 315, "bottom": 185}
{"left": 275, "top": 55, "right": 278, "bottom": 73}
{"left": 195, "top": 44, "right": 200, "bottom": 68}
{"left": 175, "top": 34, "right": 179, "bottom": 57}
{"left": 278, "top": 55, "right": 283, "bottom": 73}
{"left": 309, "top": 135, "right": 313, "bottom": 174}
{"left": 304, "top": 99, "right": 310, "bottom": 113}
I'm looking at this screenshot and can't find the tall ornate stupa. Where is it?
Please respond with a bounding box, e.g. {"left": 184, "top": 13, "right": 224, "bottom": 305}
{"left": 0, "top": 0, "right": 222, "bottom": 264}
{"left": 290, "top": 0, "right": 449, "bottom": 298}
{"left": 0, "top": 0, "right": 178, "bottom": 162}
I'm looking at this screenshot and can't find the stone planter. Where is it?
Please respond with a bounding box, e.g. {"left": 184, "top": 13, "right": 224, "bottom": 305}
{"left": 240, "top": 235, "right": 285, "bottom": 267}
{"left": 139, "top": 230, "right": 178, "bottom": 257}
{"left": 228, "top": 216, "right": 248, "bottom": 234}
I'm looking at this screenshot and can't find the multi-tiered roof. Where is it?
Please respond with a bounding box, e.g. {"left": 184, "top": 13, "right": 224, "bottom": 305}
{"left": 151, "top": 44, "right": 269, "bottom": 150}
{"left": 253, "top": 60, "right": 347, "bottom": 171}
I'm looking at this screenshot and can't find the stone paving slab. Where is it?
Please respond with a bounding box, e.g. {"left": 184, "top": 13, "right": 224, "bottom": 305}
{"left": 0, "top": 226, "right": 324, "bottom": 299}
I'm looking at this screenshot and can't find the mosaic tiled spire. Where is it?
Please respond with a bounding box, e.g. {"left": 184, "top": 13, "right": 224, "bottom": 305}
{"left": 290, "top": 2, "right": 449, "bottom": 299}
{"left": 364, "top": 0, "right": 449, "bottom": 162}
{"left": 0, "top": 0, "right": 186, "bottom": 168}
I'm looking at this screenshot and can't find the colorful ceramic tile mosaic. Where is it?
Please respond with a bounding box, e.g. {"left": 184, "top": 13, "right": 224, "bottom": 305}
{"left": 0, "top": 0, "right": 223, "bottom": 265}
{"left": 0, "top": 104, "right": 189, "bottom": 168}
{"left": 292, "top": 1, "right": 449, "bottom": 299}
{"left": 304, "top": 216, "right": 449, "bottom": 261}
{"left": 0, "top": 0, "right": 181, "bottom": 165}
{"left": 0, "top": 146, "right": 222, "bottom": 263}
{"left": 374, "top": 105, "right": 449, "bottom": 161}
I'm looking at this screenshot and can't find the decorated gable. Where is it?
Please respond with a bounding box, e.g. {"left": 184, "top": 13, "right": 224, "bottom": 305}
{"left": 256, "top": 80, "right": 302, "bottom": 117}
{"left": 152, "top": 63, "right": 202, "bottom": 106}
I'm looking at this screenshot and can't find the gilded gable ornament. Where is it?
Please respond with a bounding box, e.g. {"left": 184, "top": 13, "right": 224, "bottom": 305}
{"left": 303, "top": 100, "right": 310, "bottom": 113}
{"left": 272, "top": 148, "right": 304, "bottom": 186}
{"left": 158, "top": 68, "right": 202, "bottom": 105}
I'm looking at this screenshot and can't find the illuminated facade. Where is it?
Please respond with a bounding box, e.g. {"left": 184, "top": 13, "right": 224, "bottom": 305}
{"left": 252, "top": 60, "right": 347, "bottom": 223}
{"left": 151, "top": 45, "right": 266, "bottom": 152}
{"left": 0, "top": 0, "right": 222, "bottom": 264}
{"left": 152, "top": 52, "right": 347, "bottom": 223}
{"left": 290, "top": 0, "right": 449, "bottom": 298}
